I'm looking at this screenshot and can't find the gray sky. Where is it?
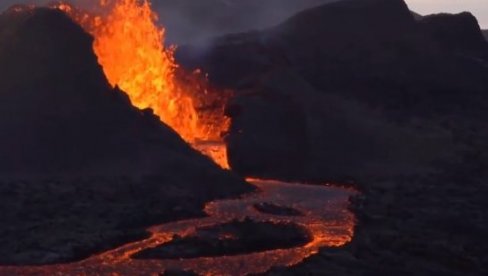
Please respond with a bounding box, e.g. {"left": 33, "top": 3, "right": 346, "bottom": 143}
{"left": 405, "top": 0, "right": 487, "bottom": 28}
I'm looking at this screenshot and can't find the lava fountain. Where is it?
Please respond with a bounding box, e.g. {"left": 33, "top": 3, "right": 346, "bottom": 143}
{"left": 55, "top": 0, "right": 231, "bottom": 168}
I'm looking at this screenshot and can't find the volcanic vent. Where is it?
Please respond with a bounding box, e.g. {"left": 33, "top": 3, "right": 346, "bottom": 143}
{"left": 54, "top": 0, "right": 232, "bottom": 169}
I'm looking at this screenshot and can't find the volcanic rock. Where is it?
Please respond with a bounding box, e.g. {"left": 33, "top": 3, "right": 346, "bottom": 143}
{"left": 0, "top": 7, "right": 251, "bottom": 265}
{"left": 420, "top": 12, "right": 488, "bottom": 58}
{"left": 177, "top": 0, "right": 488, "bottom": 182}
{"left": 225, "top": 88, "right": 309, "bottom": 179}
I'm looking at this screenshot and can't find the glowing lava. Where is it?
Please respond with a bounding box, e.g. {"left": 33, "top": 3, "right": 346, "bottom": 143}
{"left": 55, "top": 0, "right": 230, "bottom": 168}
{"left": 0, "top": 1, "right": 358, "bottom": 275}
{"left": 0, "top": 179, "right": 356, "bottom": 276}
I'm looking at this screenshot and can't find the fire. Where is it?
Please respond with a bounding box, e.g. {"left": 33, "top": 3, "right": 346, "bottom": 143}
{"left": 55, "top": 0, "right": 230, "bottom": 168}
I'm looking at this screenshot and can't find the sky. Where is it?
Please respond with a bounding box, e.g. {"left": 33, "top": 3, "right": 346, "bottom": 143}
{"left": 405, "top": 0, "right": 488, "bottom": 28}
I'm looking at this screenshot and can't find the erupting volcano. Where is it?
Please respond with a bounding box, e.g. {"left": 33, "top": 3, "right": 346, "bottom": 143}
{"left": 0, "top": 0, "right": 359, "bottom": 275}
{"left": 55, "top": 0, "right": 231, "bottom": 169}
{"left": 1, "top": 0, "right": 487, "bottom": 274}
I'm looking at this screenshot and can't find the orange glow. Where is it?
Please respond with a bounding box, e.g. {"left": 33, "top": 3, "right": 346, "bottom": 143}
{"left": 0, "top": 180, "right": 356, "bottom": 275}
{"left": 0, "top": 2, "right": 358, "bottom": 275}
{"left": 55, "top": 0, "right": 230, "bottom": 168}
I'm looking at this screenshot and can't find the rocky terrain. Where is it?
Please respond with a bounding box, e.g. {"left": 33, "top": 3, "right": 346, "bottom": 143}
{"left": 176, "top": 0, "right": 488, "bottom": 274}
{"left": 484, "top": 29, "right": 488, "bottom": 41}
{"left": 0, "top": 7, "right": 252, "bottom": 265}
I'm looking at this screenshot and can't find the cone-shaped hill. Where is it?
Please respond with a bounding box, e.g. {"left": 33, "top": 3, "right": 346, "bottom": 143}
{"left": 0, "top": 7, "right": 251, "bottom": 265}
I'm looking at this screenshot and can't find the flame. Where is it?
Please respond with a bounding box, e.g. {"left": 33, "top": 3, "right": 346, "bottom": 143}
{"left": 55, "top": 0, "right": 230, "bottom": 168}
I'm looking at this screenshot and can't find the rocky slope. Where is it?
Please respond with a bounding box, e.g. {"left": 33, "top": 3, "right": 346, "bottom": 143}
{"left": 0, "top": 7, "right": 251, "bottom": 265}
{"left": 177, "top": 0, "right": 488, "bottom": 274}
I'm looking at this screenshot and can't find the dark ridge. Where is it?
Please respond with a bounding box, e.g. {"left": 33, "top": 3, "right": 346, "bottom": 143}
{"left": 420, "top": 12, "right": 488, "bottom": 57}
{"left": 411, "top": 11, "right": 423, "bottom": 20}
{"left": 277, "top": 0, "right": 415, "bottom": 40}
{"left": 0, "top": 7, "right": 252, "bottom": 265}
{"left": 482, "top": 29, "right": 488, "bottom": 41}
{"left": 177, "top": 0, "right": 488, "bottom": 181}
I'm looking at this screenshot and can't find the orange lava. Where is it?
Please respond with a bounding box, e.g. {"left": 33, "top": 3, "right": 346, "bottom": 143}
{"left": 54, "top": 0, "right": 230, "bottom": 168}
{"left": 0, "top": 2, "right": 358, "bottom": 275}
{"left": 0, "top": 179, "right": 356, "bottom": 276}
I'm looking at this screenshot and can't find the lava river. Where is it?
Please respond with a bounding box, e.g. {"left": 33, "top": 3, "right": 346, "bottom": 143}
{"left": 0, "top": 177, "right": 356, "bottom": 276}
{"left": 0, "top": 1, "right": 357, "bottom": 275}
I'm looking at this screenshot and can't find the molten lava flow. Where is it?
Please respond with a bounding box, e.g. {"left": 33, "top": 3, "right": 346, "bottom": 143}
{"left": 55, "top": 0, "right": 230, "bottom": 168}
{"left": 0, "top": 180, "right": 356, "bottom": 276}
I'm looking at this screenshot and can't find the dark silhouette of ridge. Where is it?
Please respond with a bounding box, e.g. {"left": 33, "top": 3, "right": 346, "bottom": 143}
{"left": 178, "top": 0, "right": 488, "bottom": 182}
{"left": 420, "top": 12, "right": 488, "bottom": 57}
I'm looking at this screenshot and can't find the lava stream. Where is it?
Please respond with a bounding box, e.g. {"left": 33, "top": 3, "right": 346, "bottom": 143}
{"left": 0, "top": 179, "right": 356, "bottom": 276}
{"left": 0, "top": 1, "right": 358, "bottom": 275}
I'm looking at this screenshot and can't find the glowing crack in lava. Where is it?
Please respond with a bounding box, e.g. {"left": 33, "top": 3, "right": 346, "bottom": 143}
{"left": 56, "top": 0, "right": 231, "bottom": 168}
{"left": 0, "top": 179, "right": 356, "bottom": 275}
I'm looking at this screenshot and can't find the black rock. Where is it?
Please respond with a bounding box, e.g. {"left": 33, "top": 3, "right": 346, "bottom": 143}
{"left": 226, "top": 89, "right": 308, "bottom": 179}
{"left": 420, "top": 12, "right": 488, "bottom": 58}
